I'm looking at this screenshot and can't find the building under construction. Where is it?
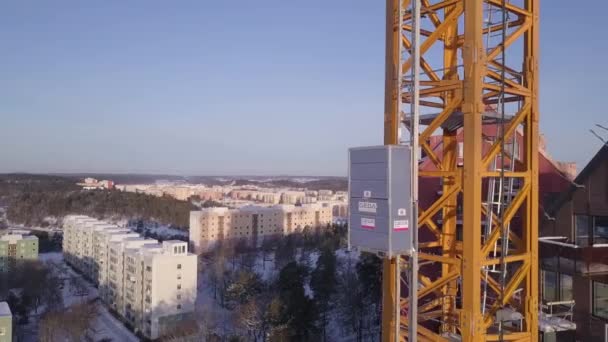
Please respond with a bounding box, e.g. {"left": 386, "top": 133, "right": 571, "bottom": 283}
{"left": 347, "top": 1, "right": 608, "bottom": 341}
{"left": 539, "top": 144, "right": 608, "bottom": 341}
{"left": 372, "top": 0, "right": 552, "bottom": 340}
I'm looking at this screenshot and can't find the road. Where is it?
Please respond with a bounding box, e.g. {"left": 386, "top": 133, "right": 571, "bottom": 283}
{"left": 90, "top": 304, "right": 140, "bottom": 342}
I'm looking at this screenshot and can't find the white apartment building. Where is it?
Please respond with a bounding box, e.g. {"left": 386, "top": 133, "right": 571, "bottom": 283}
{"left": 190, "top": 203, "right": 333, "bottom": 253}
{"left": 62, "top": 215, "right": 197, "bottom": 340}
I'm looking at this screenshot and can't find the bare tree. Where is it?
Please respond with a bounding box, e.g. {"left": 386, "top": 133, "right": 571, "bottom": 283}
{"left": 39, "top": 303, "right": 97, "bottom": 342}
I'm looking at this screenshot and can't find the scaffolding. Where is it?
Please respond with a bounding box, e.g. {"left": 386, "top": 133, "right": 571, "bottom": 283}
{"left": 381, "top": 0, "right": 541, "bottom": 341}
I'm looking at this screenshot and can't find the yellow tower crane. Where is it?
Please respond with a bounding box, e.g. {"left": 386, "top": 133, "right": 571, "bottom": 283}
{"left": 381, "top": 0, "right": 540, "bottom": 341}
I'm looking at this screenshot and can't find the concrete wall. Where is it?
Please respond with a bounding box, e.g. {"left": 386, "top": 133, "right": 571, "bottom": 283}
{"left": 0, "top": 314, "right": 11, "bottom": 342}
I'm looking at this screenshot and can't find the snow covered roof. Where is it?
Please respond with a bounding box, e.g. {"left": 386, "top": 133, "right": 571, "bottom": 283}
{"left": 1, "top": 234, "right": 37, "bottom": 242}
{"left": 0, "top": 301, "right": 11, "bottom": 316}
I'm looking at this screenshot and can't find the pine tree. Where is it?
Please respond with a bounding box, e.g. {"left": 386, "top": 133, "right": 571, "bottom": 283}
{"left": 274, "top": 262, "right": 318, "bottom": 341}
{"left": 310, "top": 246, "right": 337, "bottom": 341}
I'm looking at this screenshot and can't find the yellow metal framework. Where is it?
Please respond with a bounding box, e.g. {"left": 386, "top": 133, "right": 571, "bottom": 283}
{"left": 382, "top": 0, "right": 540, "bottom": 341}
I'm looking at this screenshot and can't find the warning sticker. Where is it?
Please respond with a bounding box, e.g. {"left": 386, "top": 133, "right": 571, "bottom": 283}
{"left": 393, "top": 220, "right": 409, "bottom": 231}
{"left": 358, "top": 201, "right": 377, "bottom": 214}
{"left": 397, "top": 208, "right": 407, "bottom": 216}
{"left": 361, "top": 218, "right": 376, "bottom": 230}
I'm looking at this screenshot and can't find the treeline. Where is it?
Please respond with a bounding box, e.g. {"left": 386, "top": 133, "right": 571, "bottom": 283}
{"left": 6, "top": 189, "right": 196, "bottom": 228}
{"left": 1, "top": 174, "right": 195, "bottom": 228}
{"left": 0, "top": 174, "right": 79, "bottom": 199}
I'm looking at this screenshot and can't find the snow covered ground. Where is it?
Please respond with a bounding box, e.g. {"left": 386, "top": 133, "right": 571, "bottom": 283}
{"left": 36, "top": 252, "right": 141, "bottom": 342}
{"left": 121, "top": 220, "right": 188, "bottom": 240}
{"left": 90, "top": 305, "right": 140, "bottom": 342}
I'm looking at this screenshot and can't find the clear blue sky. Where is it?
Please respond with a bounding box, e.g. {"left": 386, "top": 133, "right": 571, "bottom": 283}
{"left": 0, "top": 1, "right": 605, "bottom": 176}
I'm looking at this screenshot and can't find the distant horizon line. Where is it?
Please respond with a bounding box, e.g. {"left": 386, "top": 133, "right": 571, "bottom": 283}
{"left": 0, "top": 172, "right": 347, "bottom": 179}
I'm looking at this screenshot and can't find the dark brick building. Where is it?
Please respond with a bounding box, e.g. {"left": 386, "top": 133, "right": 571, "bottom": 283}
{"left": 540, "top": 144, "right": 608, "bottom": 341}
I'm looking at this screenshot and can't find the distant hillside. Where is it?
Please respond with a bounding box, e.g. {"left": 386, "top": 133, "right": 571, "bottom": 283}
{"left": 52, "top": 173, "right": 189, "bottom": 185}
{"left": 49, "top": 173, "right": 347, "bottom": 188}
{"left": 1, "top": 174, "right": 195, "bottom": 228}
{"left": 232, "top": 178, "right": 348, "bottom": 192}
{"left": 0, "top": 174, "right": 79, "bottom": 199}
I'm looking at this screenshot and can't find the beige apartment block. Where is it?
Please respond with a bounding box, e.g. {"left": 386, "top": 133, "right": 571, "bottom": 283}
{"left": 280, "top": 191, "right": 306, "bottom": 205}
{"left": 62, "top": 215, "right": 197, "bottom": 340}
{"left": 190, "top": 204, "right": 333, "bottom": 253}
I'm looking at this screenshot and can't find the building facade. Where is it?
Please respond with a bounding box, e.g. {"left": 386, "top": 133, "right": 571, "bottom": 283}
{"left": 63, "top": 215, "right": 197, "bottom": 340}
{"left": 0, "top": 302, "right": 11, "bottom": 342}
{"left": 0, "top": 234, "right": 39, "bottom": 272}
{"left": 190, "top": 204, "right": 333, "bottom": 253}
{"left": 540, "top": 145, "right": 608, "bottom": 341}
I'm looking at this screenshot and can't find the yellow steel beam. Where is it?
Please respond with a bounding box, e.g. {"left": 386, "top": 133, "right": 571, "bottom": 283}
{"left": 483, "top": 261, "right": 531, "bottom": 327}
{"left": 486, "top": 69, "right": 529, "bottom": 95}
{"left": 483, "top": 83, "right": 531, "bottom": 98}
{"left": 480, "top": 205, "right": 524, "bottom": 252}
{"left": 418, "top": 270, "right": 460, "bottom": 302}
{"left": 481, "top": 182, "right": 530, "bottom": 257}
{"left": 523, "top": 0, "right": 540, "bottom": 338}
{"left": 400, "top": 319, "right": 451, "bottom": 342}
{"left": 419, "top": 171, "right": 458, "bottom": 177}
{"left": 402, "top": 0, "right": 460, "bottom": 22}
{"left": 483, "top": 253, "right": 529, "bottom": 267}
{"left": 421, "top": 0, "right": 441, "bottom": 28}
{"left": 420, "top": 140, "right": 444, "bottom": 170}
{"left": 401, "top": 35, "right": 441, "bottom": 82}
{"left": 419, "top": 252, "right": 461, "bottom": 266}
{"left": 402, "top": 3, "right": 463, "bottom": 74}
{"left": 486, "top": 20, "right": 531, "bottom": 61}
{"left": 419, "top": 96, "right": 463, "bottom": 142}
{"left": 483, "top": 274, "right": 519, "bottom": 309}
{"left": 382, "top": 1, "right": 400, "bottom": 341}
{"left": 485, "top": 0, "right": 532, "bottom": 18}
{"left": 481, "top": 102, "right": 531, "bottom": 169}
{"left": 460, "top": 0, "right": 485, "bottom": 340}
{"left": 395, "top": 0, "right": 539, "bottom": 340}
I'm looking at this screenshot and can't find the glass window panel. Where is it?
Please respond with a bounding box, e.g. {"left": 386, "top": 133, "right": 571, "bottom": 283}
{"left": 575, "top": 215, "right": 590, "bottom": 247}
{"left": 558, "top": 257, "right": 576, "bottom": 273}
{"left": 593, "top": 281, "right": 608, "bottom": 319}
{"left": 560, "top": 274, "right": 573, "bottom": 301}
{"left": 541, "top": 255, "right": 558, "bottom": 269}
{"left": 542, "top": 270, "right": 558, "bottom": 302}
{"left": 593, "top": 216, "right": 608, "bottom": 245}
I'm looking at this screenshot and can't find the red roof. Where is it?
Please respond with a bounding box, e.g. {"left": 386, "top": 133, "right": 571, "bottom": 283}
{"left": 416, "top": 125, "right": 573, "bottom": 242}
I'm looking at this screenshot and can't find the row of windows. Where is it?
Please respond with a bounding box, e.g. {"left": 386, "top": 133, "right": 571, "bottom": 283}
{"left": 575, "top": 215, "right": 608, "bottom": 246}
{"left": 173, "top": 245, "right": 186, "bottom": 254}
{"left": 541, "top": 270, "right": 572, "bottom": 302}
{"left": 542, "top": 271, "right": 608, "bottom": 320}
{"left": 593, "top": 281, "right": 608, "bottom": 320}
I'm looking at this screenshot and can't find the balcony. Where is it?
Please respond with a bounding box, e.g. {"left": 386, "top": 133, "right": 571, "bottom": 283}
{"left": 540, "top": 237, "right": 608, "bottom": 276}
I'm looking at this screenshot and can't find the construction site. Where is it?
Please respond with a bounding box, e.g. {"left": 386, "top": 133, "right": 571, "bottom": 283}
{"left": 346, "top": 0, "right": 608, "bottom": 341}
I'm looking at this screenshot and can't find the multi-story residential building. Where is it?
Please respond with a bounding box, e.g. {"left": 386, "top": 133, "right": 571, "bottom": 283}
{"left": 196, "top": 189, "right": 223, "bottom": 202}
{"left": 0, "top": 233, "right": 38, "bottom": 272}
{"left": 0, "top": 302, "right": 11, "bottom": 342}
{"left": 63, "top": 215, "right": 197, "bottom": 340}
{"left": 190, "top": 203, "right": 333, "bottom": 253}
{"left": 301, "top": 196, "right": 318, "bottom": 204}
{"left": 106, "top": 237, "right": 158, "bottom": 313}
{"left": 280, "top": 191, "right": 306, "bottom": 205}
{"left": 318, "top": 190, "right": 333, "bottom": 196}
{"left": 540, "top": 144, "right": 608, "bottom": 341}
